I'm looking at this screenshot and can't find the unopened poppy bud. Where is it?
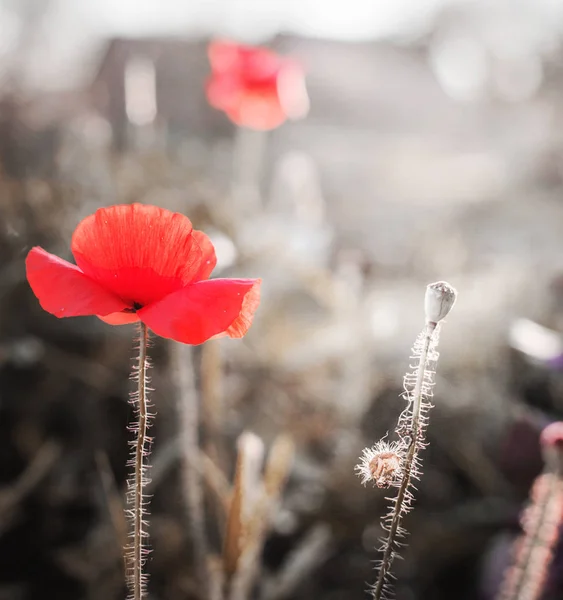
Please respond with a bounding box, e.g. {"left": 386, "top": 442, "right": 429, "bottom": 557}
{"left": 424, "top": 281, "right": 457, "bottom": 324}
{"left": 356, "top": 441, "right": 403, "bottom": 488}
{"left": 541, "top": 422, "right": 563, "bottom": 449}
{"left": 540, "top": 421, "right": 563, "bottom": 472}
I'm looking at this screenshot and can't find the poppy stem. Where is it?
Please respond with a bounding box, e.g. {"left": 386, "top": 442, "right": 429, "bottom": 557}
{"left": 128, "top": 322, "right": 150, "bottom": 600}
{"left": 497, "top": 423, "right": 563, "bottom": 600}
{"left": 372, "top": 322, "right": 436, "bottom": 600}
{"left": 230, "top": 126, "right": 266, "bottom": 215}
{"left": 360, "top": 282, "right": 457, "bottom": 600}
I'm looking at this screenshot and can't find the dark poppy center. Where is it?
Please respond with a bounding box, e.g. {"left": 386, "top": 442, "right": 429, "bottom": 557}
{"left": 123, "top": 302, "right": 144, "bottom": 313}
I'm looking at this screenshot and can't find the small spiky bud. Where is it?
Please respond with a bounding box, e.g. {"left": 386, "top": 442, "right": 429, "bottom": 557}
{"left": 424, "top": 281, "right": 457, "bottom": 324}
{"left": 540, "top": 421, "right": 563, "bottom": 449}
{"left": 356, "top": 441, "right": 403, "bottom": 488}
{"left": 541, "top": 421, "right": 563, "bottom": 475}
{"left": 498, "top": 421, "right": 563, "bottom": 600}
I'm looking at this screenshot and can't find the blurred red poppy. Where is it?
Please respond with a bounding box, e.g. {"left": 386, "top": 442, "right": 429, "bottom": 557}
{"left": 206, "top": 41, "right": 309, "bottom": 131}
{"left": 26, "top": 204, "right": 261, "bottom": 345}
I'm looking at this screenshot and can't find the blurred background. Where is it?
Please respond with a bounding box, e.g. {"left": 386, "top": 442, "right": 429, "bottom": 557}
{"left": 3, "top": 0, "right": 563, "bottom": 598}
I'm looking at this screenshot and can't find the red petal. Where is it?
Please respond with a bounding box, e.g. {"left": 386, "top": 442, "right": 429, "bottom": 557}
{"left": 192, "top": 229, "right": 217, "bottom": 281}
{"left": 26, "top": 247, "right": 129, "bottom": 318}
{"left": 98, "top": 312, "right": 140, "bottom": 325}
{"left": 206, "top": 74, "right": 244, "bottom": 112}
{"left": 209, "top": 42, "right": 282, "bottom": 78}
{"left": 207, "top": 41, "right": 294, "bottom": 130}
{"left": 226, "top": 91, "right": 286, "bottom": 130}
{"left": 71, "top": 204, "right": 213, "bottom": 306}
{"left": 208, "top": 41, "right": 244, "bottom": 72}
{"left": 138, "top": 278, "right": 261, "bottom": 345}
{"left": 224, "top": 278, "right": 261, "bottom": 338}
{"left": 239, "top": 46, "right": 283, "bottom": 82}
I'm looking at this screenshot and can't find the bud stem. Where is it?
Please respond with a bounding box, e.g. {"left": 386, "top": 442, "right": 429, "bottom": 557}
{"left": 372, "top": 322, "right": 436, "bottom": 600}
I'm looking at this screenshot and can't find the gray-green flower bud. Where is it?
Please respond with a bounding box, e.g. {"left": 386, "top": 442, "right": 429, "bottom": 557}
{"left": 424, "top": 281, "right": 457, "bottom": 324}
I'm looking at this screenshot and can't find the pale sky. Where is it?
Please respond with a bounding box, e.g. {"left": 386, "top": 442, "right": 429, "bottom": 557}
{"left": 2, "top": 0, "right": 563, "bottom": 91}
{"left": 0, "top": 0, "right": 455, "bottom": 90}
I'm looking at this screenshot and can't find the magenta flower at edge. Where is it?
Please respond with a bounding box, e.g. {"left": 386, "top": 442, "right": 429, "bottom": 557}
{"left": 25, "top": 203, "right": 261, "bottom": 345}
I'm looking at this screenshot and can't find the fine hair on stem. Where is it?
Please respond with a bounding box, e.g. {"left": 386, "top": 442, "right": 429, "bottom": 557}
{"left": 125, "top": 322, "right": 153, "bottom": 600}
{"left": 357, "top": 281, "right": 457, "bottom": 600}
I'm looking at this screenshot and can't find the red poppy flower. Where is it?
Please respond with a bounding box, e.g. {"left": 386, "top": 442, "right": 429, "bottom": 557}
{"left": 26, "top": 204, "right": 261, "bottom": 345}
{"left": 206, "top": 40, "right": 309, "bottom": 131}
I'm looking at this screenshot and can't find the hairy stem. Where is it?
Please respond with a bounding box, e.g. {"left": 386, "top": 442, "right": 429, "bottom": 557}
{"left": 372, "top": 447, "right": 412, "bottom": 599}
{"left": 410, "top": 323, "right": 435, "bottom": 438}
{"left": 373, "top": 322, "right": 436, "bottom": 600}
{"left": 358, "top": 282, "right": 456, "bottom": 600}
{"left": 129, "top": 322, "right": 149, "bottom": 600}
{"left": 498, "top": 472, "right": 563, "bottom": 600}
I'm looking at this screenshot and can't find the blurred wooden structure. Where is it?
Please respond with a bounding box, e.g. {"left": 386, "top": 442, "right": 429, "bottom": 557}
{"left": 90, "top": 38, "right": 233, "bottom": 150}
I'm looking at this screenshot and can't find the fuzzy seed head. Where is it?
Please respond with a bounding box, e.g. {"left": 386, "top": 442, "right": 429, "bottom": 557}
{"left": 425, "top": 281, "right": 457, "bottom": 324}
{"left": 356, "top": 441, "right": 403, "bottom": 488}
